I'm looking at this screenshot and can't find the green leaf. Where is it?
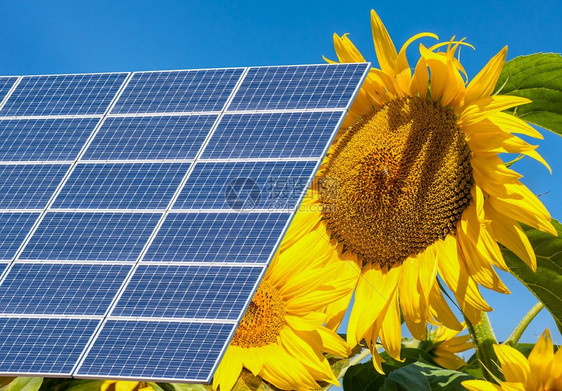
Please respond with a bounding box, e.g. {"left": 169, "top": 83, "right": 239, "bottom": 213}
{"left": 0, "top": 378, "right": 43, "bottom": 391}
{"left": 342, "top": 362, "right": 386, "bottom": 391}
{"left": 500, "top": 219, "right": 562, "bottom": 333}
{"left": 384, "top": 362, "right": 472, "bottom": 391}
{"left": 495, "top": 53, "right": 562, "bottom": 136}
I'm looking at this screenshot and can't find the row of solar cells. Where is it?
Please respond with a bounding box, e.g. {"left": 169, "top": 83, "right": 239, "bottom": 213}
{"left": 0, "top": 160, "right": 318, "bottom": 209}
{"left": 0, "top": 112, "right": 341, "bottom": 161}
{"left": 0, "top": 317, "right": 232, "bottom": 379}
{"left": 0, "top": 211, "right": 290, "bottom": 262}
{"left": 0, "top": 262, "right": 262, "bottom": 318}
{"left": 0, "top": 64, "right": 364, "bottom": 117}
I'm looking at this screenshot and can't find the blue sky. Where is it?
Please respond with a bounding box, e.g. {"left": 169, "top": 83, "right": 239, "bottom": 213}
{"left": 1, "top": 0, "right": 560, "bottom": 346}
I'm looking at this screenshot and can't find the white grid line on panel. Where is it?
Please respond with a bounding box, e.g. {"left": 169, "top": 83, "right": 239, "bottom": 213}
{"left": 48, "top": 209, "right": 170, "bottom": 214}
{"left": 71, "top": 67, "right": 251, "bottom": 377}
{"left": 0, "top": 314, "right": 103, "bottom": 320}
{"left": 107, "top": 316, "right": 237, "bottom": 324}
{"left": 0, "top": 73, "right": 132, "bottom": 287}
{"left": 107, "top": 111, "right": 222, "bottom": 118}
{"left": 0, "top": 77, "right": 22, "bottom": 112}
{"left": 199, "top": 157, "right": 319, "bottom": 163}
{"left": 47, "top": 209, "right": 293, "bottom": 214}
{"left": 0, "top": 210, "right": 43, "bottom": 213}
{"left": 225, "top": 108, "right": 346, "bottom": 115}
{"left": 204, "top": 62, "right": 371, "bottom": 382}
{"left": 0, "top": 161, "right": 74, "bottom": 166}
{"left": 15, "top": 259, "right": 136, "bottom": 265}
{"left": 0, "top": 115, "right": 103, "bottom": 121}
{"left": 80, "top": 159, "right": 195, "bottom": 164}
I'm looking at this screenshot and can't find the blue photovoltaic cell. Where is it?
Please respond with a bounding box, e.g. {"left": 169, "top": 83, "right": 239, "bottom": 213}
{"left": 77, "top": 320, "right": 234, "bottom": 381}
{"left": 228, "top": 63, "right": 367, "bottom": 111}
{"left": 0, "top": 213, "right": 39, "bottom": 260}
{"left": 144, "top": 212, "right": 290, "bottom": 263}
{"left": 174, "top": 160, "right": 316, "bottom": 210}
{"left": 53, "top": 163, "right": 190, "bottom": 209}
{"left": 0, "top": 77, "right": 18, "bottom": 103}
{"left": 0, "top": 118, "right": 100, "bottom": 161}
{"left": 83, "top": 115, "right": 217, "bottom": 160}
{"left": 0, "top": 73, "right": 128, "bottom": 117}
{"left": 111, "top": 68, "right": 244, "bottom": 114}
{"left": 0, "top": 263, "right": 132, "bottom": 316}
{"left": 20, "top": 212, "right": 161, "bottom": 261}
{"left": 0, "top": 317, "right": 99, "bottom": 375}
{"left": 112, "top": 265, "right": 263, "bottom": 319}
{"left": 0, "top": 264, "right": 6, "bottom": 277}
{"left": 202, "top": 111, "right": 343, "bottom": 159}
{"left": 0, "top": 164, "right": 70, "bottom": 209}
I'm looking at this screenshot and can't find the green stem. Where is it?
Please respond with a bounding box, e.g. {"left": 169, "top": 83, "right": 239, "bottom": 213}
{"left": 504, "top": 302, "right": 544, "bottom": 347}
{"left": 464, "top": 312, "right": 503, "bottom": 382}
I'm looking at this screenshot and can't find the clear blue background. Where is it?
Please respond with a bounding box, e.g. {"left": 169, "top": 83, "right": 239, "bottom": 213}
{"left": 0, "top": 0, "right": 560, "bottom": 364}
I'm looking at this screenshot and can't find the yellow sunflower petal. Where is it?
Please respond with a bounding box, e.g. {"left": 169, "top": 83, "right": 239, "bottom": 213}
{"left": 432, "top": 349, "right": 467, "bottom": 370}
{"left": 493, "top": 344, "right": 530, "bottom": 384}
{"left": 317, "top": 326, "right": 349, "bottom": 357}
{"left": 278, "top": 259, "right": 355, "bottom": 298}
{"left": 273, "top": 229, "right": 334, "bottom": 286}
{"left": 325, "top": 254, "right": 361, "bottom": 330}
{"left": 460, "top": 95, "right": 531, "bottom": 126}
{"left": 347, "top": 264, "right": 400, "bottom": 347}
{"left": 379, "top": 289, "right": 402, "bottom": 361}
{"left": 399, "top": 255, "right": 426, "bottom": 324}
{"left": 488, "top": 186, "right": 556, "bottom": 236}
{"left": 436, "top": 236, "right": 492, "bottom": 312}
{"left": 428, "top": 282, "right": 463, "bottom": 330}
{"left": 457, "top": 206, "right": 510, "bottom": 293}
{"left": 485, "top": 202, "right": 536, "bottom": 270}
{"left": 333, "top": 33, "right": 367, "bottom": 63}
{"left": 259, "top": 344, "right": 321, "bottom": 390}
{"left": 394, "top": 32, "right": 438, "bottom": 75}
{"left": 411, "top": 56, "right": 429, "bottom": 98}
{"left": 547, "top": 347, "right": 562, "bottom": 389}
{"left": 279, "top": 327, "right": 336, "bottom": 384}
{"left": 212, "top": 346, "right": 243, "bottom": 391}
{"left": 464, "top": 46, "right": 507, "bottom": 105}
{"left": 488, "top": 112, "right": 543, "bottom": 139}
{"left": 527, "top": 329, "right": 554, "bottom": 389}
{"left": 370, "top": 9, "right": 398, "bottom": 76}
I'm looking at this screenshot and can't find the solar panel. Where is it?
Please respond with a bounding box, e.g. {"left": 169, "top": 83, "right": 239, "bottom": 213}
{"left": 0, "top": 63, "right": 369, "bottom": 383}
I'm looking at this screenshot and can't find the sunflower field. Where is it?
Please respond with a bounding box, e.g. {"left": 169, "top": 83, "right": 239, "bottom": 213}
{"left": 1, "top": 7, "right": 562, "bottom": 391}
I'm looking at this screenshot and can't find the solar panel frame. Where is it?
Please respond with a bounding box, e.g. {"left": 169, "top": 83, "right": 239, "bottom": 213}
{"left": 0, "top": 63, "right": 370, "bottom": 383}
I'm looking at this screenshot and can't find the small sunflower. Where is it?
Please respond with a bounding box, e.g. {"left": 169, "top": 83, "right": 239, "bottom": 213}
{"left": 212, "top": 231, "right": 356, "bottom": 391}
{"left": 426, "top": 325, "right": 472, "bottom": 370}
{"left": 463, "top": 329, "right": 562, "bottom": 391}
{"left": 101, "top": 381, "right": 153, "bottom": 391}
{"left": 281, "top": 9, "right": 556, "bottom": 372}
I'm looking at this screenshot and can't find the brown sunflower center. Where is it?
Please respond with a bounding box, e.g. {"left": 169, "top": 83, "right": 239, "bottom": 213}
{"left": 231, "top": 281, "right": 286, "bottom": 348}
{"left": 320, "top": 96, "right": 474, "bottom": 267}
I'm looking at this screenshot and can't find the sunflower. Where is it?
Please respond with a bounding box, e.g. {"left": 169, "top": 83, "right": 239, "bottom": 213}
{"left": 212, "top": 231, "right": 356, "bottom": 391}
{"left": 463, "top": 329, "right": 562, "bottom": 391}
{"left": 280, "top": 9, "right": 556, "bottom": 372}
{"left": 101, "top": 381, "right": 153, "bottom": 391}
{"left": 425, "top": 325, "right": 472, "bottom": 370}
